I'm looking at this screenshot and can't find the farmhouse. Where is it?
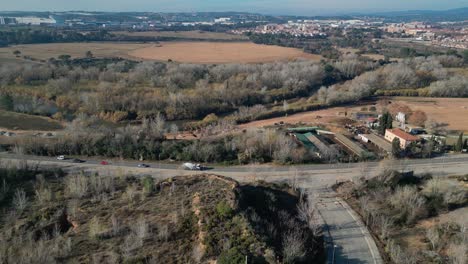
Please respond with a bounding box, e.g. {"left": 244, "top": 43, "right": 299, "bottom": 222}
{"left": 385, "top": 129, "right": 419, "bottom": 149}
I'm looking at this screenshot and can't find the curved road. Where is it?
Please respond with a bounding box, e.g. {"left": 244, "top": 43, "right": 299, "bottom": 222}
{"left": 2, "top": 152, "right": 468, "bottom": 264}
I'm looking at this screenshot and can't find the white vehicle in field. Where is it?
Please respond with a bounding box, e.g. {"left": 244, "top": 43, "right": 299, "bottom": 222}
{"left": 57, "top": 155, "right": 66, "bottom": 160}
{"left": 183, "top": 162, "right": 204, "bottom": 171}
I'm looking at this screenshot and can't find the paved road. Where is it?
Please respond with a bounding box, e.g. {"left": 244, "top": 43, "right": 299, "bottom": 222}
{"left": 2, "top": 152, "right": 468, "bottom": 264}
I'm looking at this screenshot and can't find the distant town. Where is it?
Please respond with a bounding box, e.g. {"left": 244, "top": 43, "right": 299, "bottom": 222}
{"left": 1, "top": 11, "right": 467, "bottom": 50}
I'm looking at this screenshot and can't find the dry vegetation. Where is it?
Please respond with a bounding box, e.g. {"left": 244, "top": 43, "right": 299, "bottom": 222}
{"left": 0, "top": 165, "right": 324, "bottom": 263}
{"left": 389, "top": 97, "right": 468, "bottom": 131}
{"left": 0, "top": 110, "right": 63, "bottom": 130}
{"left": 0, "top": 42, "right": 151, "bottom": 61}
{"left": 128, "top": 42, "right": 323, "bottom": 63}
{"left": 238, "top": 96, "right": 468, "bottom": 132}
{"left": 334, "top": 167, "right": 467, "bottom": 264}
{"left": 0, "top": 41, "right": 322, "bottom": 64}
{"left": 114, "top": 30, "right": 249, "bottom": 41}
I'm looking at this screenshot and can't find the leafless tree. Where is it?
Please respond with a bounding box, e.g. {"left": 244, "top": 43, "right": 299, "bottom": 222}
{"left": 282, "top": 230, "right": 306, "bottom": 263}
{"left": 297, "top": 192, "right": 322, "bottom": 237}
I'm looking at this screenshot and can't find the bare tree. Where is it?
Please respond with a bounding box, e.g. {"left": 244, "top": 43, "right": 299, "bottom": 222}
{"left": 297, "top": 191, "right": 322, "bottom": 237}
{"left": 282, "top": 230, "right": 306, "bottom": 263}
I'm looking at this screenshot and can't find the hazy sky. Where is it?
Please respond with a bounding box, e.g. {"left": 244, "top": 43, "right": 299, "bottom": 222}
{"left": 2, "top": 0, "right": 468, "bottom": 15}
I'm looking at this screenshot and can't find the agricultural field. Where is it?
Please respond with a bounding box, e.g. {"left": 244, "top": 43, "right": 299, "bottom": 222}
{"left": 0, "top": 41, "right": 323, "bottom": 64}
{"left": 128, "top": 42, "right": 323, "bottom": 63}
{"left": 114, "top": 30, "right": 249, "bottom": 41}
{"left": 0, "top": 42, "right": 151, "bottom": 61}
{"left": 392, "top": 97, "right": 468, "bottom": 131}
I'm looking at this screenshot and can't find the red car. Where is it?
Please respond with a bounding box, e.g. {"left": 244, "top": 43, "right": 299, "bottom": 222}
{"left": 100, "top": 161, "right": 109, "bottom": 165}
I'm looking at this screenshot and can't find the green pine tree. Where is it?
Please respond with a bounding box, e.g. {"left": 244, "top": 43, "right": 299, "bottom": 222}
{"left": 455, "top": 133, "right": 464, "bottom": 152}
{"left": 0, "top": 94, "right": 14, "bottom": 111}
{"left": 386, "top": 114, "right": 393, "bottom": 130}
{"left": 392, "top": 138, "right": 402, "bottom": 158}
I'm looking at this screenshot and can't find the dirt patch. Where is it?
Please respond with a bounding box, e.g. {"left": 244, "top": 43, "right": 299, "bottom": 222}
{"left": 391, "top": 97, "right": 468, "bottom": 131}
{"left": 128, "top": 41, "right": 323, "bottom": 64}
{"left": 237, "top": 106, "right": 358, "bottom": 133}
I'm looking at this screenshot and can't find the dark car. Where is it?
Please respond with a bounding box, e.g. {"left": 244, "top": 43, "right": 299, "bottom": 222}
{"left": 137, "top": 163, "right": 150, "bottom": 168}
{"left": 71, "top": 158, "right": 85, "bottom": 163}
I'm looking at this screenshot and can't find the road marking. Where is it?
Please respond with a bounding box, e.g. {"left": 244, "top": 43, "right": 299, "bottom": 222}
{"left": 336, "top": 196, "right": 381, "bottom": 264}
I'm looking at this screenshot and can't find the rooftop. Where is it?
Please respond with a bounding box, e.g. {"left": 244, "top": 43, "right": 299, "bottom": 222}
{"left": 386, "top": 128, "right": 419, "bottom": 141}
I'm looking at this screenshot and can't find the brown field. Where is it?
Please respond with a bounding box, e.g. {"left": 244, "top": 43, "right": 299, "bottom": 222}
{"left": 239, "top": 97, "right": 468, "bottom": 132}
{"left": 0, "top": 42, "right": 152, "bottom": 61}
{"left": 128, "top": 42, "right": 323, "bottom": 63}
{"left": 392, "top": 97, "right": 468, "bottom": 131}
{"left": 114, "top": 30, "right": 248, "bottom": 41}
{"left": 0, "top": 41, "right": 323, "bottom": 64}
{"left": 238, "top": 107, "right": 354, "bottom": 134}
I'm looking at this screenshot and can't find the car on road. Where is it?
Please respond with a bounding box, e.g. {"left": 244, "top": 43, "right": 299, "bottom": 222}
{"left": 137, "top": 163, "right": 150, "bottom": 168}
{"left": 100, "top": 161, "right": 109, "bottom": 165}
{"left": 71, "top": 158, "right": 85, "bottom": 163}
{"left": 183, "top": 162, "right": 205, "bottom": 171}
{"left": 57, "top": 155, "right": 66, "bottom": 160}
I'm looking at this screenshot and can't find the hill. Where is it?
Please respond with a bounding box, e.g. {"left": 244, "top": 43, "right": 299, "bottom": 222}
{"left": 0, "top": 169, "right": 324, "bottom": 263}
{"left": 369, "top": 7, "right": 468, "bottom": 22}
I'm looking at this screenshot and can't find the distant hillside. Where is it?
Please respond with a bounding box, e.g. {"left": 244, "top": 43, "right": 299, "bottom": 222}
{"left": 0, "top": 170, "right": 324, "bottom": 263}
{"left": 369, "top": 7, "right": 468, "bottom": 22}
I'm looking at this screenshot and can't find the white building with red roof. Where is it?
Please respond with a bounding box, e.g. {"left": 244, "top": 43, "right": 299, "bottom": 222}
{"left": 385, "top": 128, "right": 420, "bottom": 149}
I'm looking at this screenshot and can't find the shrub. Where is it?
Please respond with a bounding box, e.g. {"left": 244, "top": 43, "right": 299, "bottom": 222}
{"left": 12, "top": 188, "right": 27, "bottom": 211}
{"left": 66, "top": 174, "right": 88, "bottom": 198}
{"left": 216, "top": 201, "right": 233, "bottom": 219}
{"left": 88, "top": 216, "right": 103, "bottom": 239}
{"left": 142, "top": 176, "right": 154, "bottom": 196}
{"left": 218, "top": 247, "right": 245, "bottom": 264}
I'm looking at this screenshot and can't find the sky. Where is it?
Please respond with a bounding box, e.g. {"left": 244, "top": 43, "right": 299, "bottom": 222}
{"left": 2, "top": 0, "right": 468, "bottom": 15}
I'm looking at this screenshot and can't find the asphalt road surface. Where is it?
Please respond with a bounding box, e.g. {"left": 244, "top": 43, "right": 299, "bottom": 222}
{"left": 2, "top": 152, "right": 468, "bottom": 264}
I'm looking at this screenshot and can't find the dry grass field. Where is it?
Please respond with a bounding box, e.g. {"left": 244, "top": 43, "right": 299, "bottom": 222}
{"left": 0, "top": 42, "right": 152, "bottom": 61}
{"left": 114, "top": 30, "right": 248, "bottom": 41}
{"left": 0, "top": 110, "right": 63, "bottom": 131}
{"left": 0, "top": 41, "right": 323, "bottom": 64}
{"left": 391, "top": 97, "right": 468, "bottom": 131}
{"left": 128, "top": 41, "right": 323, "bottom": 63}
{"left": 238, "top": 97, "right": 468, "bottom": 132}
